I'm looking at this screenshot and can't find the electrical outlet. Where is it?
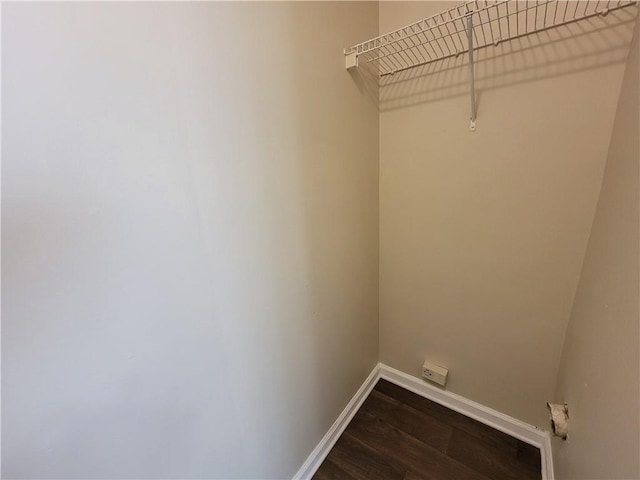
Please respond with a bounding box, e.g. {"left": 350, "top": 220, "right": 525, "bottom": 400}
{"left": 422, "top": 361, "right": 448, "bottom": 386}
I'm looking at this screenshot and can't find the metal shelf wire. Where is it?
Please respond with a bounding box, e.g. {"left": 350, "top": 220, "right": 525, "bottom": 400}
{"left": 344, "top": 0, "right": 637, "bottom": 130}
{"left": 345, "top": 0, "right": 637, "bottom": 77}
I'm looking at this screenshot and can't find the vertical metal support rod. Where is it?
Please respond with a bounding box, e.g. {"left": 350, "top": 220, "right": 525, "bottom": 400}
{"left": 466, "top": 13, "right": 477, "bottom": 132}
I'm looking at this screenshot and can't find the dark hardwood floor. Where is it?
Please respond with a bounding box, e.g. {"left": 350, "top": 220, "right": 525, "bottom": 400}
{"left": 313, "top": 379, "right": 541, "bottom": 480}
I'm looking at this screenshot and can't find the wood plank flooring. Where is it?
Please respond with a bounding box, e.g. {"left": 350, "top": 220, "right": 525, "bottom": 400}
{"left": 313, "top": 379, "right": 541, "bottom": 480}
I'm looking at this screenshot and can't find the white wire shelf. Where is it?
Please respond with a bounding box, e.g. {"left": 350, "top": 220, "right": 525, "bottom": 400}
{"left": 344, "top": 0, "right": 638, "bottom": 77}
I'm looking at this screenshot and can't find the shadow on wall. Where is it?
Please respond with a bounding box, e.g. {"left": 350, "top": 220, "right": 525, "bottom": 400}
{"left": 376, "top": 6, "right": 637, "bottom": 112}
{"left": 349, "top": 63, "right": 381, "bottom": 109}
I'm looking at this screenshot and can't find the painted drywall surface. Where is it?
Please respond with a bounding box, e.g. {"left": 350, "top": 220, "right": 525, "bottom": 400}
{"left": 552, "top": 18, "right": 639, "bottom": 480}
{"left": 378, "top": 1, "right": 636, "bottom": 427}
{"left": 1, "top": 2, "right": 379, "bottom": 478}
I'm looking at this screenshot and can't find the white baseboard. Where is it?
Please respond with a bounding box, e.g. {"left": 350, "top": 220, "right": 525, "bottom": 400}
{"left": 291, "top": 364, "right": 380, "bottom": 480}
{"left": 293, "top": 362, "right": 554, "bottom": 480}
{"left": 378, "top": 364, "right": 554, "bottom": 480}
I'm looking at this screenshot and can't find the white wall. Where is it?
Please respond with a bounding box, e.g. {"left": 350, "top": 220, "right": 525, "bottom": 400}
{"left": 552, "top": 18, "right": 639, "bottom": 480}
{"left": 378, "top": 1, "right": 636, "bottom": 427}
{"left": 4, "top": 1, "right": 638, "bottom": 477}
{"left": 1, "top": 2, "right": 379, "bottom": 478}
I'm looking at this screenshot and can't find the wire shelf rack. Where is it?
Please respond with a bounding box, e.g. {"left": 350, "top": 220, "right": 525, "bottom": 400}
{"left": 344, "top": 0, "right": 638, "bottom": 131}
{"left": 344, "top": 0, "right": 638, "bottom": 77}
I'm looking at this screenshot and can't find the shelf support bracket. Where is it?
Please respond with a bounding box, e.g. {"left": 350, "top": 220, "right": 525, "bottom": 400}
{"left": 345, "top": 50, "right": 358, "bottom": 70}
{"left": 466, "top": 13, "right": 477, "bottom": 132}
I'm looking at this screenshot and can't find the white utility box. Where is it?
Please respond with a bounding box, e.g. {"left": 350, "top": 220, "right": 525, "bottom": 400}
{"left": 422, "top": 361, "right": 448, "bottom": 387}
